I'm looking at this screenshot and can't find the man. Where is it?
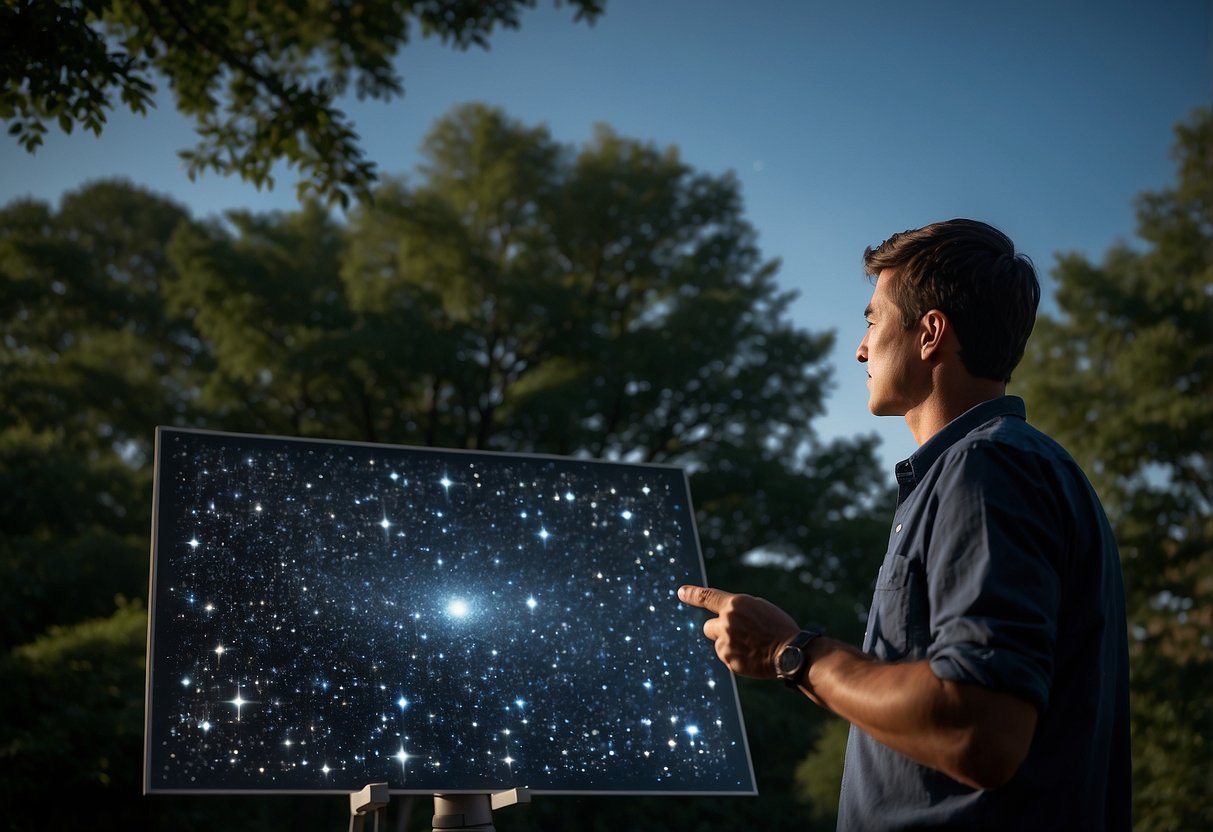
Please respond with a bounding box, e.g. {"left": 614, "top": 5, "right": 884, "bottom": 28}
{"left": 680, "top": 219, "right": 1130, "bottom": 829}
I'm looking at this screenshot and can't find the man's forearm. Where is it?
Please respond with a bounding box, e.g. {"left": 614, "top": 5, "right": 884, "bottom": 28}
{"left": 800, "top": 638, "right": 1037, "bottom": 790}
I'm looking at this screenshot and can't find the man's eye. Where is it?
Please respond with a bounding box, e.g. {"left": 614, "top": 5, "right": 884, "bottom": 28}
{"left": 864, "top": 319, "right": 874, "bottom": 328}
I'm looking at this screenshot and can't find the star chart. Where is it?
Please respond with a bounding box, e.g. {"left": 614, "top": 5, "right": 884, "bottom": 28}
{"left": 145, "top": 428, "right": 755, "bottom": 795}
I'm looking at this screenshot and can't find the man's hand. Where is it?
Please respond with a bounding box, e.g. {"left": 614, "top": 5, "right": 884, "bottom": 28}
{"left": 678, "top": 585, "right": 801, "bottom": 679}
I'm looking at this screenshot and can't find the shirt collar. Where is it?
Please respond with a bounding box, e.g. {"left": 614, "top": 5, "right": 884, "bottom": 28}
{"left": 894, "top": 396, "right": 1027, "bottom": 503}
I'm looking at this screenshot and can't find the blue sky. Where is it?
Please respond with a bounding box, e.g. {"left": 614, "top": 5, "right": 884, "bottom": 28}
{"left": 2, "top": 0, "right": 1209, "bottom": 476}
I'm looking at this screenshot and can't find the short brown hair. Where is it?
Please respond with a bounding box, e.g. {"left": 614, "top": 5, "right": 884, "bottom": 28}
{"left": 864, "top": 219, "right": 1040, "bottom": 382}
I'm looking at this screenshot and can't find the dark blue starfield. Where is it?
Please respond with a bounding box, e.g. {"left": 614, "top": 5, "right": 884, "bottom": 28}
{"left": 145, "top": 428, "right": 755, "bottom": 795}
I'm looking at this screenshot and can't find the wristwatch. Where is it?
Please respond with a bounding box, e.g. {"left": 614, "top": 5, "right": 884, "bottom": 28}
{"left": 776, "top": 628, "right": 822, "bottom": 688}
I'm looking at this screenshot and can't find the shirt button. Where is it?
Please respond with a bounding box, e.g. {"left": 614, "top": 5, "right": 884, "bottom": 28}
{"left": 895, "top": 523, "right": 903, "bottom": 533}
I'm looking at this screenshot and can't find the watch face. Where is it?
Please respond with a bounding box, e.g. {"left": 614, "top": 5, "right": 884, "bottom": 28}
{"left": 777, "top": 646, "right": 801, "bottom": 675}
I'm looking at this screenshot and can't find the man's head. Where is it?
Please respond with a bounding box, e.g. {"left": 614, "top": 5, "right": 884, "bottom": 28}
{"left": 862, "top": 219, "right": 1040, "bottom": 383}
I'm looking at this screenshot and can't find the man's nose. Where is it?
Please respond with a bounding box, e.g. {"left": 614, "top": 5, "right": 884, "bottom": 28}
{"left": 856, "top": 333, "right": 869, "bottom": 363}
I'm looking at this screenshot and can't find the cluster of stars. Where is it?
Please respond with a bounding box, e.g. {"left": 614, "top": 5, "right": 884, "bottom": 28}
{"left": 146, "top": 429, "right": 755, "bottom": 795}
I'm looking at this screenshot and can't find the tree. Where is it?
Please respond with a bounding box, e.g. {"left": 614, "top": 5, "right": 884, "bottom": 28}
{"left": 0, "top": 104, "right": 890, "bottom": 828}
{"left": 0, "top": 181, "right": 210, "bottom": 830}
{"left": 0, "top": 0, "right": 604, "bottom": 206}
{"left": 0, "top": 181, "right": 200, "bottom": 649}
{"left": 1015, "top": 108, "right": 1212, "bottom": 831}
{"left": 1, "top": 598, "right": 148, "bottom": 820}
{"left": 793, "top": 717, "right": 849, "bottom": 829}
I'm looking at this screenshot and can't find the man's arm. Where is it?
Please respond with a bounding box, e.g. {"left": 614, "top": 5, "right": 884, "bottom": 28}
{"left": 678, "top": 585, "right": 1038, "bottom": 790}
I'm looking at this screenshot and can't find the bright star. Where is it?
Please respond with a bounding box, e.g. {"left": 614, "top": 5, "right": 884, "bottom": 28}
{"left": 397, "top": 696, "right": 410, "bottom": 711}
{"left": 187, "top": 537, "right": 200, "bottom": 549}
{"left": 526, "top": 596, "right": 538, "bottom": 610}
{"left": 380, "top": 517, "right": 391, "bottom": 529}
{"left": 227, "top": 690, "right": 252, "bottom": 721}
{"left": 621, "top": 510, "right": 633, "bottom": 520}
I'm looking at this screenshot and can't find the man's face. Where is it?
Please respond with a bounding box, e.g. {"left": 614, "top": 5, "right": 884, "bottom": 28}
{"left": 855, "top": 269, "right": 924, "bottom": 416}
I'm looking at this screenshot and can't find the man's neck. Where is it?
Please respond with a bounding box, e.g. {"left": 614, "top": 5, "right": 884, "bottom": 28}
{"left": 904, "top": 378, "right": 1007, "bottom": 447}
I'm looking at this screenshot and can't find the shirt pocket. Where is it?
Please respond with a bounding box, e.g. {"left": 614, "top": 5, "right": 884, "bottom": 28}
{"left": 869, "top": 553, "right": 925, "bottom": 660}
{"left": 875, "top": 552, "right": 911, "bottom": 590}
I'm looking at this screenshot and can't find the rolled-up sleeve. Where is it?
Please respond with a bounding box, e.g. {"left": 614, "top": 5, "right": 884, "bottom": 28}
{"left": 925, "top": 443, "right": 1062, "bottom": 711}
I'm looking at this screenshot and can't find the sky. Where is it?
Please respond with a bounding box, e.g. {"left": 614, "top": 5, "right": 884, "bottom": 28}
{"left": 2, "top": 0, "right": 1210, "bottom": 477}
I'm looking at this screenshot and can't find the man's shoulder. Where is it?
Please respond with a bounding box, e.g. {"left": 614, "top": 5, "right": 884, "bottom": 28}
{"left": 927, "top": 414, "right": 1087, "bottom": 501}
{"left": 957, "top": 408, "right": 1074, "bottom": 467}
{"left": 908, "top": 397, "right": 1091, "bottom": 501}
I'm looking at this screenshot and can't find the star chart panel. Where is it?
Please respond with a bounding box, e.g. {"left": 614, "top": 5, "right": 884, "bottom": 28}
{"left": 145, "top": 428, "right": 755, "bottom": 795}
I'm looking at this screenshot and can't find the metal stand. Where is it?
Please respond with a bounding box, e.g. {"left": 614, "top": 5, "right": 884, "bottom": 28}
{"left": 349, "top": 783, "right": 391, "bottom": 832}
{"left": 431, "top": 788, "right": 530, "bottom": 831}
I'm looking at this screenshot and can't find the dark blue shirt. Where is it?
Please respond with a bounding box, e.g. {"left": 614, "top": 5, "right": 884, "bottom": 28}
{"left": 837, "top": 397, "right": 1131, "bottom": 830}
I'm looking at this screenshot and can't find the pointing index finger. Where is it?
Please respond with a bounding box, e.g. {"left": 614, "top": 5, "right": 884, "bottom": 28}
{"left": 678, "top": 585, "right": 734, "bottom": 613}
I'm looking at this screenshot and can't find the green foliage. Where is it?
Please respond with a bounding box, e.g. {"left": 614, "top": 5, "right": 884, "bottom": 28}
{"left": 0, "top": 181, "right": 195, "bottom": 651}
{"left": 0, "top": 598, "right": 148, "bottom": 827}
{"left": 794, "top": 716, "right": 849, "bottom": 829}
{"left": 1015, "top": 107, "right": 1213, "bottom": 830}
{"left": 0, "top": 179, "right": 202, "bottom": 458}
{"left": 1, "top": 0, "right": 605, "bottom": 206}
{"left": 0, "top": 105, "right": 888, "bottom": 828}
{"left": 0, "top": 426, "right": 148, "bottom": 648}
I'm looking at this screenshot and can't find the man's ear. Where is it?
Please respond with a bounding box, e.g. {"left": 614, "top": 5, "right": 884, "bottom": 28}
{"left": 920, "top": 309, "right": 949, "bottom": 360}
